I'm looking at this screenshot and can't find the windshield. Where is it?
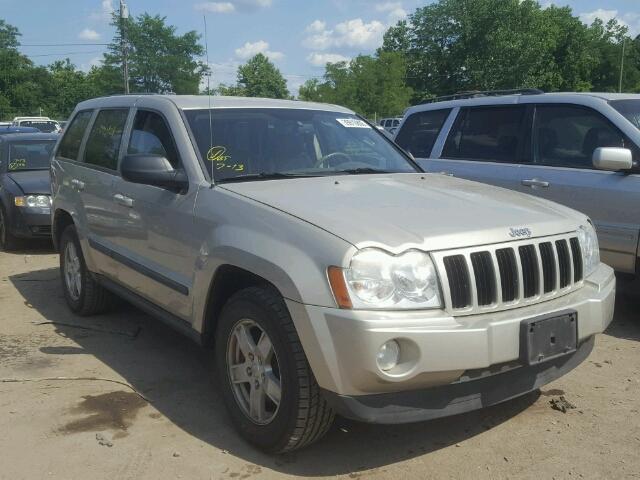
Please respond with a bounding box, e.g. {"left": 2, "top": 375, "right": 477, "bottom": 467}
{"left": 20, "top": 121, "right": 59, "bottom": 133}
{"left": 6, "top": 141, "right": 56, "bottom": 171}
{"left": 611, "top": 100, "right": 640, "bottom": 129}
{"left": 184, "top": 108, "right": 418, "bottom": 182}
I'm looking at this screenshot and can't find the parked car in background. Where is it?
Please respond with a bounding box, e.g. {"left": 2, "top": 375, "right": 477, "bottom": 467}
{"left": 0, "top": 126, "right": 40, "bottom": 136}
{"left": 12, "top": 116, "right": 61, "bottom": 133}
{"left": 51, "top": 95, "right": 614, "bottom": 452}
{"left": 0, "top": 133, "right": 58, "bottom": 250}
{"left": 379, "top": 117, "right": 402, "bottom": 134}
{"left": 395, "top": 90, "right": 640, "bottom": 278}
{"left": 0, "top": 122, "right": 11, "bottom": 128}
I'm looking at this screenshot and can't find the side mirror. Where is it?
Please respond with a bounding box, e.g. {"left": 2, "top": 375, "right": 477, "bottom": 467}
{"left": 592, "top": 147, "right": 633, "bottom": 171}
{"left": 121, "top": 154, "right": 188, "bottom": 191}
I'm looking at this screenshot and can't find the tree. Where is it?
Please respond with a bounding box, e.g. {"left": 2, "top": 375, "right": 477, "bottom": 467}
{"left": 101, "top": 13, "right": 207, "bottom": 94}
{"left": 231, "top": 53, "right": 290, "bottom": 99}
{"left": 0, "top": 19, "right": 20, "bottom": 49}
{"left": 379, "top": 0, "right": 640, "bottom": 100}
{"left": 299, "top": 52, "right": 412, "bottom": 118}
{"left": 46, "top": 60, "right": 101, "bottom": 118}
{"left": 0, "top": 19, "right": 44, "bottom": 119}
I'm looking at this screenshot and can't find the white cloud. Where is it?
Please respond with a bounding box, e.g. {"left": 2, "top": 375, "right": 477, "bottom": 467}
{"left": 78, "top": 28, "right": 101, "bottom": 41}
{"left": 579, "top": 8, "right": 619, "bottom": 25}
{"left": 194, "top": 0, "right": 272, "bottom": 14}
{"left": 80, "top": 56, "right": 103, "bottom": 72}
{"left": 303, "top": 27, "right": 335, "bottom": 50}
{"left": 334, "top": 19, "right": 387, "bottom": 49}
{"left": 307, "top": 52, "right": 350, "bottom": 66}
{"left": 579, "top": 9, "right": 640, "bottom": 36}
{"left": 90, "top": 0, "right": 115, "bottom": 22}
{"left": 235, "top": 40, "right": 284, "bottom": 61}
{"left": 375, "top": 2, "right": 407, "bottom": 23}
{"left": 303, "top": 18, "right": 387, "bottom": 51}
{"left": 195, "top": 2, "right": 235, "bottom": 13}
{"left": 305, "top": 20, "right": 327, "bottom": 34}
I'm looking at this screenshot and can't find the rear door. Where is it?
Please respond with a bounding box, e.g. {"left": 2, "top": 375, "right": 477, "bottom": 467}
{"left": 514, "top": 104, "right": 640, "bottom": 273}
{"left": 418, "top": 105, "right": 532, "bottom": 191}
{"left": 77, "top": 108, "right": 131, "bottom": 277}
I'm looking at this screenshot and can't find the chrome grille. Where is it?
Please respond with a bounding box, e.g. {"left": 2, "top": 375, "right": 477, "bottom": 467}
{"left": 434, "top": 233, "right": 584, "bottom": 315}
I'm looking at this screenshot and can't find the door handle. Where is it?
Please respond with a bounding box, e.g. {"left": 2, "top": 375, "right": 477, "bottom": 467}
{"left": 113, "top": 193, "right": 134, "bottom": 208}
{"left": 521, "top": 178, "right": 549, "bottom": 188}
{"left": 438, "top": 171, "right": 454, "bottom": 177}
{"left": 71, "top": 179, "right": 85, "bottom": 191}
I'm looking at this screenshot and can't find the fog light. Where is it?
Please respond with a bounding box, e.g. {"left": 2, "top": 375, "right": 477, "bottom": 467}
{"left": 376, "top": 340, "right": 400, "bottom": 372}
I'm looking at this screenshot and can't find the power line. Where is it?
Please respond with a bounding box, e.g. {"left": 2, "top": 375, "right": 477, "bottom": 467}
{"left": 19, "top": 43, "right": 110, "bottom": 47}
{"left": 26, "top": 51, "right": 104, "bottom": 58}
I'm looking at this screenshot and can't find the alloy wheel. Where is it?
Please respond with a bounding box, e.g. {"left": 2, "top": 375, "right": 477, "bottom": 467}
{"left": 226, "top": 319, "right": 282, "bottom": 425}
{"left": 64, "top": 241, "right": 82, "bottom": 301}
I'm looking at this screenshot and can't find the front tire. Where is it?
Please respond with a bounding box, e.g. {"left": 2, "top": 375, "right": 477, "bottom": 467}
{"left": 0, "top": 206, "right": 18, "bottom": 251}
{"left": 59, "top": 225, "right": 112, "bottom": 316}
{"left": 215, "top": 286, "right": 334, "bottom": 453}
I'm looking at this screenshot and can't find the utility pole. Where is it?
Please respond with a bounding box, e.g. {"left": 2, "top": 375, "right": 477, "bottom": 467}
{"left": 619, "top": 37, "right": 626, "bottom": 94}
{"left": 120, "top": 0, "right": 130, "bottom": 94}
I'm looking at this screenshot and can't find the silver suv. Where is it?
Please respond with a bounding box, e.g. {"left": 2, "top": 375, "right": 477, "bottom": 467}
{"left": 51, "top": 95, "right": 615, "bottom": 452}
{"left": 395, "top": 91, "right": 640, "bottom": 278}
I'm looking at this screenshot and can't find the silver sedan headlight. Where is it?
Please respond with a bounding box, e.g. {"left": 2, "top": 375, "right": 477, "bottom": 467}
{"left": 577, "top": 223, "right": 600, "bottom": 278}
{"left": 333, "top": 248, "right": 442, "bottom": 310}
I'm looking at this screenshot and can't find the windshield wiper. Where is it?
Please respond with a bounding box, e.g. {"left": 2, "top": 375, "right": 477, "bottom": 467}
{"left": 336, "top": 167, "right": 392, "bottom": 175}
{"left": 216, "top": 172, "right": 321, "bottom": 183}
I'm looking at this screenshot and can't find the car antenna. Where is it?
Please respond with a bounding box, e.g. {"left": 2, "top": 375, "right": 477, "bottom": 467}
{"left": 203, "top": 14, "right": 214, "bottom": 188}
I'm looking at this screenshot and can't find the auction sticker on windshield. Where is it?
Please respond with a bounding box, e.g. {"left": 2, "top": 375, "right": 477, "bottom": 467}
{"left": 336, "top": 118, "right": 370, "bottom": 128}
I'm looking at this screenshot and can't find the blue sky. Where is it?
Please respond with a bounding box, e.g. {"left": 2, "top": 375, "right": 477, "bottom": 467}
{"left": 1, "top": 0, "right": 639, "bottom": 94}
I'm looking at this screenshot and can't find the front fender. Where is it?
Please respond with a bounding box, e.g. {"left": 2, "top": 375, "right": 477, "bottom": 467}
{"left": 190, "top": 185, "right": 356, "bottom": 332}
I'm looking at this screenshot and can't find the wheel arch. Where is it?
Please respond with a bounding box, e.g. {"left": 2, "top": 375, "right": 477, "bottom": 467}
{"left": 52, "top": 208, "right": 75, "bottom": 252}
{"left": 200, "top": 264, "right": 289, "bottom": 347}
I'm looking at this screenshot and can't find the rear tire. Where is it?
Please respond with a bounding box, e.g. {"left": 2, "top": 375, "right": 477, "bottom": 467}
{"left": 215, "top": 286, "right": 334, "bottom": 453}
{"left": 0, "top": 206, "right": 18, "bottom": 251}
{"left": 59, "top": 225, "right": 112, "bottom": 316}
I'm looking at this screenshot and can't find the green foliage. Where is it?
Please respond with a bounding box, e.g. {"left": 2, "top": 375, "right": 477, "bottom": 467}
{"left": 379, "top": 0, "right": 639, "bottom": 100}
{"left": 102, "top": 13, "right": 207, "bottom": 94}
{"left": 0, "top": 19, "right": 20, "bottom": 49}
{"left": 215, "top": 53, "right": 290, "bottom": 99}
{"left": 2, "top": 1, "right": 640, "bottom": 121}
{"left": 0, "top": 14, "right": 208, "bottom": 120}
{"left": 299, "top": 52, "right": 412, "bottom": 118}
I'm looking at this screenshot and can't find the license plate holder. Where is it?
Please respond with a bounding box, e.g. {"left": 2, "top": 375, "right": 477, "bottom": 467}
{"left": 520, "top": 311, "right": 578, "bottom": 366}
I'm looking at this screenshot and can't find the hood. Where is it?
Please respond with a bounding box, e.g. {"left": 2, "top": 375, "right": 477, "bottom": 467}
{"left": 6, "top": 170, "right": 51, "bottom": 195}
{"left": 221, "top": 173, "right": 586, "bottom": 253}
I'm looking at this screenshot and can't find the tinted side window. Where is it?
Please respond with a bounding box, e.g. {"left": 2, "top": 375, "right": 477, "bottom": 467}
{"left": 84, "top": 109, "right": 129, "bottom": 170}
{"left": 128, "top": 110, "right": 180, "bottom": 168}
{"left": 395, "top": 109, "right": 451, "bottom": 158}
{"left": 57, "top": 111, "right": 93, "bottom": 161}
{"left": 443, "top": 106, "right": 526, "bottom": 162}
{"left": 533, "top": 105, "right": 626, "bottom": 169}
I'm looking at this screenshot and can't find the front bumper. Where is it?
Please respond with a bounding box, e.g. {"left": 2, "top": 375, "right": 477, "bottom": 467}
{"left": 286, "top": 263, "right": 615, "bottom": 421}
{"left": 9, "top": 207, "right": 52, "bottom": 238}
{"left": 322, "top": 336, "right": 594, "bottom": 424}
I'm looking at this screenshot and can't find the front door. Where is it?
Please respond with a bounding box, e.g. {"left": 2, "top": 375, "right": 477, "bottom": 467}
{"left": 110, "top": 109, "right": 199, "bottom": 320}
{"left": 516, "top": 104, "right": 640, "bottom": 273}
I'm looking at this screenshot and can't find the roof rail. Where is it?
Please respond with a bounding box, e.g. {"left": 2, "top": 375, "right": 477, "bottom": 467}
{"left": 419, "top": 88, "right": 544, "bottom": 105}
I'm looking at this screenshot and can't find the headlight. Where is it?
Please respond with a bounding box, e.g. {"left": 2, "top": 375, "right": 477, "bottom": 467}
{"left": 14, "top": 195, "right": 51, "bottom": 208}
{"left": 329, "top": 248, "right": 442, "bottom": 310}
{"left": 577, "top": 223, "right": 599, "bottom": 278}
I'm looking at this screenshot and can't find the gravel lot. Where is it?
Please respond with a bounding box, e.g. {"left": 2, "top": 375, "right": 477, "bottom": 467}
{"left": 0, "top": 244, "right": 639, "bottom": 480}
